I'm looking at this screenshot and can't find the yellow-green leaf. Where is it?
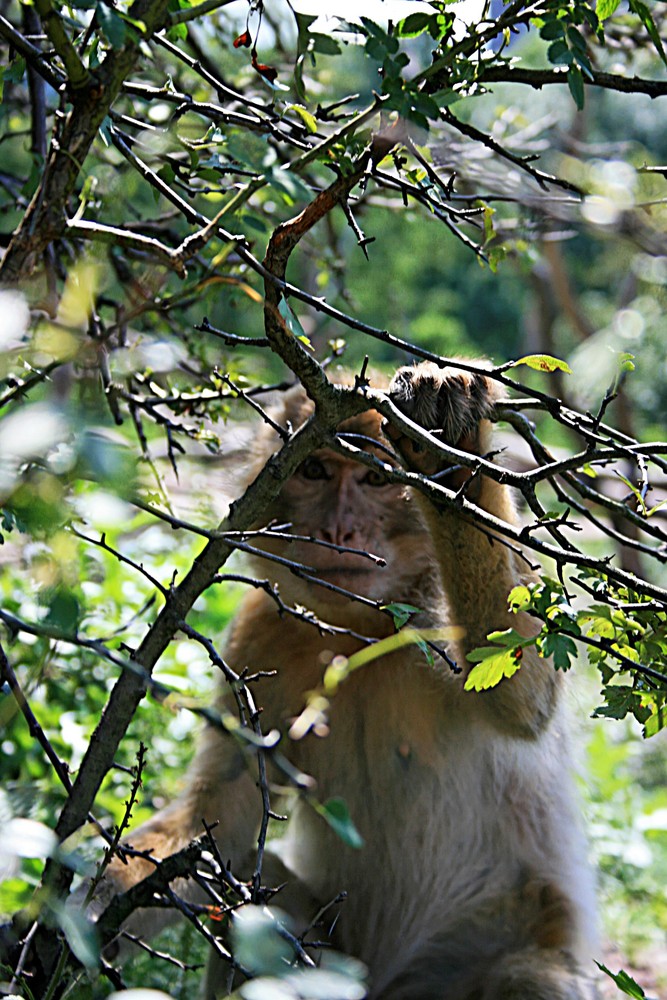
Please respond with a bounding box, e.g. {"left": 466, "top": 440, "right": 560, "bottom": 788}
{"left": 508, "top": 585, "right": 532, "bottom": 612}
{"left": 464, "top": 647, "right": 523, "bottom": 691}
{"left": 286, "top": 103, "right": 318, "bottom": 134}
{"left": 597, "top": 0, "right": 621, "bottom": 21}
{"left": 512, "top": 354, "right": 572, "bottom": 374}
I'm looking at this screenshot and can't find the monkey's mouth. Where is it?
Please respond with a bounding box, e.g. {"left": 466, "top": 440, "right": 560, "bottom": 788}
{"left": 308, "top": 565, "right": 380, "bottom": 595}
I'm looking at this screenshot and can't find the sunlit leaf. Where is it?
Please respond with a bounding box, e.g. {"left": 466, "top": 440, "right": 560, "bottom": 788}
{"left": 508, "top": 585, "right": 532, "bottom": 612}
{"left": 595, "top": 963, "right": 650, "bottom": 999}
{"left": 464, "top": 646, "right": 523, "bottom": 691}
{"left": 484, "top": 627, "right": 530, "bottom": 648}
{"left": 642, "top": 698, "right": 667, "bottom": 739}
{"left": 396, "top": 12, "right": 431, "bottom": 37}
{"left": 286, "top": 104, "right": 318, "bottom": 134}
{"left": 597, "top": 0, "right": 621, "bottom": 21}
{"left": 512, "top": 354, "right": 572, "bottom": 374}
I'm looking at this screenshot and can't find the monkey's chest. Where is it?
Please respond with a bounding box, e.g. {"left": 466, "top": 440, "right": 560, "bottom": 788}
{"left": 272, "top": 664, "right": 538, "bottom": 987}
{"left": 279, "top": 660, "right": 515, "bottom": 887}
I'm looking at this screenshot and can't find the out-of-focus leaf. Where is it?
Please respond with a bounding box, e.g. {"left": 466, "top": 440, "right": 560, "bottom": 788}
{"left": 55, "top": 904, "right": 100, "bottom": 969}
{"left": 314, "top": 797, "right": 364, "bottom": 849}
{"left": 231, "top": 906, "right": 294, "bottom": 976}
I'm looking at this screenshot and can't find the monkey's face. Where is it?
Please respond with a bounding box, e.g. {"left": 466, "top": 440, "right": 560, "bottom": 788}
{"left": 250, "top": 447, "right": 432, "bottom": 625}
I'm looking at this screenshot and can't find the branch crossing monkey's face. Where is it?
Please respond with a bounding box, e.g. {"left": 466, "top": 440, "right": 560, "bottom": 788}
{"left": 250, "top": 406, "right": 432, "bottom": 613}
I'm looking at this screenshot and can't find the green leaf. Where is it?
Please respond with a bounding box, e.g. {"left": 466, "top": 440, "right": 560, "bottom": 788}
{"left": 512, "top": 354, "right": 572, "bottom": 374}
{"left": 547, "top": 38, "right": 573, "bottom": 65}
{"left": 484, "top": 627, "right": 531, "bottom": 649}
{"left": 97, "top": 2, "right": 127, "bottom": 47}
{"left": 539, "top": 18, "right": 565, "bottom": 40}
{"left": 567, "top": 65, "right": 585, "bottom": 110}
{"left": 597, "top": 0, "right": 621, "bottom": 22}
{"left": 595, "top": 963, "right": 649, "bottom": 998}
{"left": 483, "top": 205, "right": 495, "bottom": 244}
{"left": 278, "top": 298, "right": 311, "bottom": 347}
{"left": 382, "top": 602, "right": 421, "bottom": 630}
{"left": 396, "top": 12, "right": 432, "bottom": 37}
{"left": 311, "top": 33, "right": 342, "bottom": 55}
{"left": 361, "top": 18, "right": 398, "bottom": 51}
{"left": 286, "top": 103, "right": 318, "bottom": 134}
{"left": 43, "top": 586, "right": 81, "bottom": 633}
{"left": 619, "top": 351, "right": 636, "bottom": 372}
{"left": 615, "top": 471, "right": 646, "bottom": 514}
{"left": 55, "top": 905, "right": 100, "bottom": 969}
{"left": 464, "top": 646, "right": 523, "bottom": 691}
{"left": 643, "top": 699, "right": 667, "bottom": 738}
{"left": 593, "top": 686, "right": 640, "bottom": 721}
{"left": 267, "top": 165, "right": 312, "bottom": 205}
{"left": 584, "top": 615, "right": 616, "bottom": 639}
{"left": 414, "top": 637, "right": 435, "bottom": 667}
{"left": 647, "top": 497, "right": 667, "bottom": 518}
{"left": 4, "top": 56, "right": 26, "bottom": 84}
{"left": 628, "top": 0, "right": 667, "bottom": 66}
{"left": 315, "top": 797, "right": 364, "bottom": 849}
{"left": 539, "top": 632, "right": 577, "bottom": 671}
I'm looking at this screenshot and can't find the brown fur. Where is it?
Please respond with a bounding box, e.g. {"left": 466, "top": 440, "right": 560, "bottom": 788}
{"left": 100, "top": 363, "right": 598, "bottom": 1000}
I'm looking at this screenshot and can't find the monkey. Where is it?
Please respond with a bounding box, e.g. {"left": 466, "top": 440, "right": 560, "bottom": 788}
{"left": 97, "top": 361, "right": 599, "bottom": 1000}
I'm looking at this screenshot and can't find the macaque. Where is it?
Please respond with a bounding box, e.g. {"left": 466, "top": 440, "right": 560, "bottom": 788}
{"left": 100, "top": 362, "right": 598, "bottom": 1000}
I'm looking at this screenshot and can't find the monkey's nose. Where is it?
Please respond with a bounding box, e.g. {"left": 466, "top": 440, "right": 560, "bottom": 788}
{"left": 320, "top": 526, "right": 357, "bottom": 546}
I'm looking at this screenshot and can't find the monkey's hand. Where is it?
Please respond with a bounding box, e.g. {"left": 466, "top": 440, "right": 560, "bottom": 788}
{"left": 386, "top": 361, "right": 499, "bottom": 484}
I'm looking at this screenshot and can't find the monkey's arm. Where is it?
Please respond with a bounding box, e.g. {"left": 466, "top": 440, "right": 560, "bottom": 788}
{"left": 387, "top": 363, "right": 559, "bottom": 739}
{"left": 415, "top": 480, "right": 559, "bottom": 738}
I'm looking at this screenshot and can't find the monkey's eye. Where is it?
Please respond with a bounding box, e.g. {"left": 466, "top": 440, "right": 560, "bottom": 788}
{"left": 362, "top": 469, "right": 388, "bottom": 488}
{"left": 298, "top": 457, "right": 331, "bottom": 480}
